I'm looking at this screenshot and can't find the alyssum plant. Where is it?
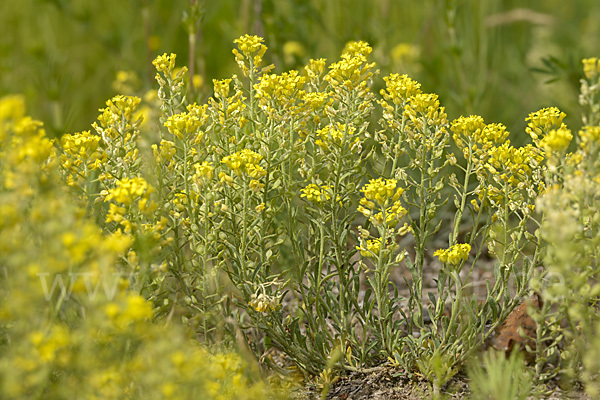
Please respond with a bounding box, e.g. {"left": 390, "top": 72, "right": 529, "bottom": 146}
{"left": 57, "top": 34, "right": 567, "bottom": 389}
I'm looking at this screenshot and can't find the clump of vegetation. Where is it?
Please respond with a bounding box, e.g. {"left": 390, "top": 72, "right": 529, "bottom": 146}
{"left": 3, "top": 29, "right": 600, "bottom": 399}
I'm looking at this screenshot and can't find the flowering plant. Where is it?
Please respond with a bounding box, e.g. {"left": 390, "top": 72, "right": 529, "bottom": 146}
{"left": 5, "top": 32, "right": 600, "bottom": 398}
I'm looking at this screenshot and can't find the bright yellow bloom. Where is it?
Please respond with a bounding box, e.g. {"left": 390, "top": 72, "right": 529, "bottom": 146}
{"left": 380, "top": 73, "right": 422, "bottom": 106}
{"left": 305, "top": 58, "right": 327, "bottom": 83}
{"left": 300, "top": 184, "right": 331, "bottom": 203}
{"left": 315, "top": 123, "right": 357, "bottom": 151}
{"left": 232, "top": 35, "right": 269, "bottom": 77}
{"left": 486, "top": 142, "right": 544, "bottom": 186}
{"left": 254, "top": 70, "right": 305, "bottom": 115}
{"left": 213, "top": 78, "right": 232, "bottom": 99}
{"left": 451, "top": 116, "right": 509, "bottom": 159}
{"left": 525, "top": 107, "right": 566, "bottom": 144}
{"left": 152, "top": 139, "right": 176, "bottom": 163}
{"left": 152, "top": 53, "right": 177, "bottom": 75}
{"left": 325, "top": 41, "right": 375, "bottom": 90}
{"left": 233, "top": 34, "right": 266, "bottom": 56}
{"left": 105, "top": 177, "right": 153, "bottom": 206}
{"left": 94, "top": 95, "right": 141, "bottom": 142}
{"left": 434, "top": 243, "right": 471, "bottom": 266}
{"left": 539, "top": 126, "right": 572, "bottom": 153}
{"left": 193, "top": 161, "right": 214, "bottom": 182}
{"left": 403, "top": 93, "right": 448, "bottom": 132}
{"left": 222, "top": 149, "right": 265, "bottom": 177}
{"left": 582, "top": 58, "right": 600, "bottom": 80}
{"left": 360, "top": 178, "right": 402, "bottom": 204}
{"left": 164, "top": 111, "right": 202, "bottom": 140}
{"left": 356, "top": 238, "right": 382, "bottom": 258}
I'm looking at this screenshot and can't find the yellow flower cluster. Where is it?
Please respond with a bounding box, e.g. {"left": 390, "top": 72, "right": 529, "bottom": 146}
{"left": 315, "top": 123, "right": 357, "bottom": 151}
{"left": 30, "top": 326, "right": 70, "bottom": 364}
{"left": 301, "top": 91, "right": 329, "bottom": 111}
{"left": 249, "top": 292, "right": 280, "bottom": 313}
{"left": 539, "top": 126, "right": 573, "bottom": 153}
{"left": 583, "top": 58, "right": 600, "bottom": 80}
{"left": 94, "top": 95, "right": 142, "bottom": 141}
{"left": 222, "top": 149, "right": 266, "bottom": 178}
{"left": 485, "top": 142, "right": 544, "bottom": 186}
{"left": 105, "top": 294, "right": 154, "bottom": 330}
{"left": 305, "top": 58, "right": 327, "bottom": 83}
{"left": 300, "top": 183, "right": 332, "bottom": 203}
{"left": 451, "top": 116, "right": 509, "bottom": 158}
{"left": 403, "top": 93, "right": 448, "bottom": 134}
{"left": 152, "top": 52, "right": 177, "bottom": 75}
{"left": 164, "top": 109, "right": 203, "bottom": 140}
{"left": 0, "top": 101, "right": 55, "bottom": 189}
{"left": 151, "top": 139, "right": 177, "bottom": 164}
{"left": 525, "top": 107, "right": 567, "bottom": 144}
{"left": 324, "top": 41, "right": 375, "bottom": 90}
{"left": 434, "top": 243, "right": 471, "bottom": 266}
{"left": 60, "top": 131, "right": 102, "bottom": 166}
{"left": 232, "top": 34, "right": 269, "bottom": 77}
{"left": 357, "top": 238, "right": 382, "bottom": 258}
{"left": 105, "top": 177, "right": 154, "bottom": 206}
{"left": 358, "top": 178, "right": 406, "bottom": 226}
{"left": 0, "top": 94, "right": 25, "bottom": 139}
{"left": 213, "top": 78, "right": 232, "bottom": 99}
{"left": 193, "top": 161, "right": 214, "bottom": 184}
{"left": 360, "top": 178, "right": 402, "bottom": 205}
{"left": 209, "top": 79, "right": 248, "bottom": 127}
{"left": 380, "top": 73, "right": 422, "bottom": 106}
{"left": 59, "top": 131, "right": 104, "bottom": 187}
{"left": 13, "top": 121, "right": 54, "bottom": 166}
{"left": 579, "top": 126, "right": 600, "bottom": 151}
{"left": 254, "top": 70, "right": 306, "bottom": 113}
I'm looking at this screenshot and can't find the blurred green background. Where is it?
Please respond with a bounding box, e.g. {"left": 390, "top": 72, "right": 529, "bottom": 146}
{"left": 1, "top": 0, "right": 599, "bottom": 143}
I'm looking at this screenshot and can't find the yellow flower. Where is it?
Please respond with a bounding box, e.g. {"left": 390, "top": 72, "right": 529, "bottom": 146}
{"left": 525, "top": 107, "right": 566, "bottom": 144}
{"left": 232, "top": 35, "right": 269, "bottom": 77}
{"left": 434, "top": 243, "right": 471, "bottom": 266}
{"left": 356, "top": 238, "right": 382, "bottom": 258}
{"left": 315, "top": 123, "right": 356, "bottom": 151}
{"left": 485, "top": 142, "right": 544, "bottom": 186}
{"left": 539, "top": 126, "right": 572, "bottom": 153}
{"left": 249, "top": 292, "right": 279, "bottom": 313}
{"left": 94, "top": 95, "right": 141, "bottom": 142}
{"left": 380, "top": 73, "right": 422, "bottom": 107}
{"left": 305, "top": 58, "right": 327, "bottom": 83}
{"left": 254, "top": 70, "right": 305, "bottom": 112}
{"left": 360, "top": 178, "right": 402, "bottom": 205}
{"left": 451, "top": 116, "right": 509, "bottom": 158}
{"left": 222, "top": 149, "right": 264, "bottom": 176}
{"left": 582, "top": 58, "right": 600, "bottom": 80}
{"left": 152, "top": 53, "right": 177, "bottom": 75}
{"left": 300, "top": 184, "right": 331, "bottom": 203}
{"left": 105, "top": 177, "right": 153, "bottom": 206}
{"left": 578, "top": 126, "right": 600, "bottom": 152}
{"left": 391, "top": 43, "right": 420, "bottom": 66}
{"left": 193, "top": 161, "right": 214, "bottom": 182}
{"left": 164, "top": 111, "right": 202, "bottom": 140}
{"left": 213, "top": 78, "right": 232, "bottom": 99}
{"left": 152, "top": 139, "right": 176, "bottom": 162}
{"left": 403, "top": 93, "right": 448, "bottom": 132}
{"left": 325, "top": 41, "right": 376, "bottom": 91}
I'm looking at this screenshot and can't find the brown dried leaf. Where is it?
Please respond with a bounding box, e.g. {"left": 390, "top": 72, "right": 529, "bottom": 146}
{"left": 489, "top": 294, "right": 541, "bottom": 356}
